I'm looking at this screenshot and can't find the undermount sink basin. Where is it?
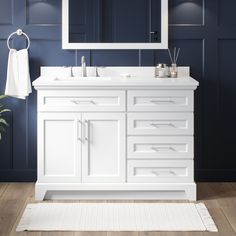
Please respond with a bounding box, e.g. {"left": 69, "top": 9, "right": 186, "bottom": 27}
{"left": 54, "top": 77, "right": 112, "bottom": 81}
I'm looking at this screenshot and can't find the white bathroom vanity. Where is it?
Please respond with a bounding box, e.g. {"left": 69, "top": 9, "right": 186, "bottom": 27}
{"left": 33, "top": 67, "right": 199, "bottom": 201}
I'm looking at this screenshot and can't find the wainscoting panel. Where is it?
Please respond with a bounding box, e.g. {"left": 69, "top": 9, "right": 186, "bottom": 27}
{"left": 218, "top": 0, "right": 236, "bottom": 26}
{"left": 169, "top": 0, "right": 204, "bottom": 26}
{"left": 0, "top": 0, "right": 14, "bottom": 25}
{"left": 0, "top": 0, "right": 236, "bottom": 181}
{"left": 91, "top": 50, "right": 140, "bottom": 66}
{"left": 26, "top": 0, "right": 61, "bottom": 26}
{"left": 218, "top": 39, "right": 236, "bottom": 169}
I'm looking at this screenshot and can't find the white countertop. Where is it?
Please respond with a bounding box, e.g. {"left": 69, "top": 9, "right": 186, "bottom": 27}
{"left": 33, "top": 76, "right": 199, "bottom": 89}
{"left": 33, "top": 66, "right": 199, "bottom": 90}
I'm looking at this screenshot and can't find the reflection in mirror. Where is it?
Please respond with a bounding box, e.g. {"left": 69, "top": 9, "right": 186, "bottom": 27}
{"left": 62, "top": 0, "right": 168, "bottom": 49}
{"left": 69, "top": 0, "right": 161, "bottom": 43}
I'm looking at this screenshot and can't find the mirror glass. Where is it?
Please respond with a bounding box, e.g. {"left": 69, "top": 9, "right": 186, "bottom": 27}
{"left": 62, "top": 0, "right": 168, "bottom": 49}
{"left": 69, "top": 0, "right": 161, "bottom": 43}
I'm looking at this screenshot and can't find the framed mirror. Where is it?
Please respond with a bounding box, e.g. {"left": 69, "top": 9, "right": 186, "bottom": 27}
{"left": 62, "top": 0, "right": 168, "bottom": 49}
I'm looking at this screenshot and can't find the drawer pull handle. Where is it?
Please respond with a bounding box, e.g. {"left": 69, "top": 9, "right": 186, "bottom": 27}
{"left": 150, "top": 123, "right": 176, "bottom": 128}
{"left": 151, "top": 146, "right": 176, "bottom": 152}
{"left": 71, "top": 100, "right": 95, "bottom": 104}
{"left": 77, "top": 120, "right": 82, "bottom": 142}
{"left": 84, "top": 120, "right": 89, "bottom": 142}
{"left": 152, "top": 169, "right": 177, "bottom": 176}
{"left": 150, "top": 99, "right": 175, "bottom": 104}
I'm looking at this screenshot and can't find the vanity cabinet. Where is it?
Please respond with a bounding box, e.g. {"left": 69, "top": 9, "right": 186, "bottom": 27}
{"left": 38, "top": 112, "right": 125, "bottom": 184}
{"left": 33, "top": 67, "right": 199, "bottom": 201}
{"left": 37, "top": 90, "right": 126, "bottom": 186}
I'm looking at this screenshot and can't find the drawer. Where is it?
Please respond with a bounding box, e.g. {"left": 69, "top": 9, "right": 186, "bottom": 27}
{"left": 127, "top": 160, "right": 193, "bottom": 183}
{"left": 128, "top": 136, "right": 193, "bottom": 159}
{"left": 128, "top": 113, "right": 193, "bottom": 135}
{"left": 128, "top": 90, "right": 193, "bottom": 112}
{"left": 38, "top": 90, "right": 126, "bottom": 112}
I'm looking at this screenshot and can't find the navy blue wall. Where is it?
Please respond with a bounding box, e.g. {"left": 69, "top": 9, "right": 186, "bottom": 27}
{"left": 0, "top": 0, "right": 236, "bottom": 181}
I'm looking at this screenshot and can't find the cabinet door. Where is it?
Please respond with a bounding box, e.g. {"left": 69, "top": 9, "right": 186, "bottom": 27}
{"left": 38, "top": 113, "right": 82, "bottom": 183}
{"left": 82, "top": 113, "right": 126, "bottom": 183}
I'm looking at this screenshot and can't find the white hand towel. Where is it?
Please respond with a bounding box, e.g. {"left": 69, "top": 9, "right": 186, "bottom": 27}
{"left": 5, "top": 49, "right": 32, "bottom": 99}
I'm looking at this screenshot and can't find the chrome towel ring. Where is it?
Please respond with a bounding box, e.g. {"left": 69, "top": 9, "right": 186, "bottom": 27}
{"left": 7, "top": 29, "right": 30, "bottom": 50}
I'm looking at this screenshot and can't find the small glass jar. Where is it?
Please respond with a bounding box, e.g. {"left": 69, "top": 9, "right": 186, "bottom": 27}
{"left": 170, "top": 64, "right": 178, "bottom": 78}
{"left": 155, "top": 64, "right": 169, "bottom": 78}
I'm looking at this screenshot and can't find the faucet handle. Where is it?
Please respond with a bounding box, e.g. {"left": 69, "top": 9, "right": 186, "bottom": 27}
{"left": 95, "top": 67, "right": 99, "bottom": 77}
{"left": 63, "top": 66, "right": 73, "bottom": 77}
{"left": 95, "top": 66, "right": 106, "bottom": 77}
{"left": 70, "top": 66, "right": 74, "bottom": 77}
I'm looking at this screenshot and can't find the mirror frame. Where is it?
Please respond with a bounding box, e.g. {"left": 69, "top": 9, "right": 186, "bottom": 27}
{"left": 62, "top": 0, "right": 168, "bottom": 50}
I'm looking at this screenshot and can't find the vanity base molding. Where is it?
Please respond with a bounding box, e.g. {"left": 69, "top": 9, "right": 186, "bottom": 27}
{"left": 35, "top": 182, "right": 196, "bottom": 201}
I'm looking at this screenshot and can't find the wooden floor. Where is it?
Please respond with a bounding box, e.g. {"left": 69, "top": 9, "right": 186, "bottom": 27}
{"left": 0, "top": 183, "right": 236, "bottom": 236}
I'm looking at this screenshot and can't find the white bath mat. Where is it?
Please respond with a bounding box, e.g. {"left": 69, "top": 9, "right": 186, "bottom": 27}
{"left": 17, "top": 203, "right": 217, "bottom": 232}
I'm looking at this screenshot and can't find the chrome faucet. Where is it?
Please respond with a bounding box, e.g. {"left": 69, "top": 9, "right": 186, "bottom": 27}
{"left": 81, "top": 56, "right": 87, "bottom": 77}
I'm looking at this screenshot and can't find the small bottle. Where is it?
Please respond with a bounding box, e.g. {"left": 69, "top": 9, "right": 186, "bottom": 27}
{"left": 170, "top": 63, "right": 178, "bottom": 78}
{"left": 156, "top": 64, "right": 168, "bottom": 78}
{"left": 155, "top": 65, "right": 159, "bottom": 77}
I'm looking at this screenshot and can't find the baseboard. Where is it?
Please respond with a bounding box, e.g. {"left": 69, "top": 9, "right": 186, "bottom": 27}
{"left": 0, "top": 169, "right": 236, "bottom": 182}
{"left": 0, "top": 169, "right": 37, "bottom": 182}
{"left": 196, "top": 170, "right": 236, "bottom": 182}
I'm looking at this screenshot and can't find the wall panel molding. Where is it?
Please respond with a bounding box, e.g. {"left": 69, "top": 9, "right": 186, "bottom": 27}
{"left": 218, "top": 0, "right": 236, "bottom": 27}
{"left": 196, "top": 170, "right": 236, "bottom": 181}
{"left": 0, "top": 0, "right": 14, "bottom": 25}
{"left": 26, "top": 0, "right": 61, "bottom": 26}
{"left": 169, "top": 0, "right": 205, "bottom": 27}
{"left": 0, "top": 170, "right": 36, "bottom": 182}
